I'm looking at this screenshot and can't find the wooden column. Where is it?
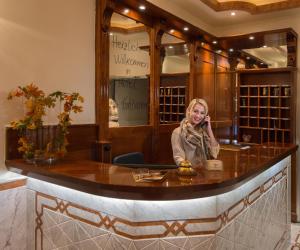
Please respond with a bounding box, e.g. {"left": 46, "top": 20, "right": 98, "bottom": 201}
{"left": 228, "top": 53, "right": 239, "bottom": 141}
{"left": 149, "top": 24, "right": 164, "bottom": 163}
{"left": 95, "top": 0, "right": 113, "bottom": 162}
{"left": 188, "top": 40, "right": 198, "bottom": 102}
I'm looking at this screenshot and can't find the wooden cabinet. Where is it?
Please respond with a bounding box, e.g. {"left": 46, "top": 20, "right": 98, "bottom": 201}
{"left": 194, "top": 48, "right": 233, "bottom": 139}
{"left": 238, "top": 68, "right": 296, "bottom": 144}
{"left": 159, "top": 73, "right": 188, "bottom": 124}
{"left": 159, "top": 86, "right": 186, "bottom": 123}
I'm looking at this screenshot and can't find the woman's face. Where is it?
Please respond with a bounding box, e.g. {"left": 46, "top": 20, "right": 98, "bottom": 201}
{"left": 190, "top": 103, "right": 206, "bottom": 126}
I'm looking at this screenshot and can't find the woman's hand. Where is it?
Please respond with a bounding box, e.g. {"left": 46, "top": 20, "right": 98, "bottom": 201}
{"left": 204, "top": 115, "right": 218, "bottom": 147}
{"left": 204, "top": 115, "right": 212, "bottom": 129}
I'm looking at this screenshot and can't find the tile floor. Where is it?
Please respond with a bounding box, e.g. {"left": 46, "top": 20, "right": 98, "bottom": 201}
{"left": 291, "top": 224, "right": 300, "bottom": 249}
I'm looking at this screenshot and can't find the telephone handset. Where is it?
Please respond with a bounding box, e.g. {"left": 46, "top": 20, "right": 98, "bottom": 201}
{"left": 200, "top": 115, "right": 209, "bottom": 128}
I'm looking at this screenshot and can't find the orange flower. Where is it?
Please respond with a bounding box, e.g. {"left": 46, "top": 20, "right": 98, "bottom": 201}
{"left": 26, "top": 83, "right": 45, "bottom": 98}
{"left": 8, "top": 84, "right": 84, "bottom": 161}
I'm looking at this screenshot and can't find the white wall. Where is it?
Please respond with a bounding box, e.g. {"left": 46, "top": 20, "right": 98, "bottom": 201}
{"left": 0, "top": 0, "right": 95, "bottom": 169}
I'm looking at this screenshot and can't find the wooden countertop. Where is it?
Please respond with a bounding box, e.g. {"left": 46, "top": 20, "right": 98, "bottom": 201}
{"left": 6, "top": 144, "right": 297, "bottom": 200}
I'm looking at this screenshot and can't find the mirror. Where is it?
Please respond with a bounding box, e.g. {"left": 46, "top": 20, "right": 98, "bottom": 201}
{"left": 109, "top": 13, "right": 150, "bottom": 127}
{"left": 242, "top": 46, "right": 287, "bottom": 68}
{"left": 159, "top": 33, "right": 190, "bottom": 124}
{"left": 227, "top": 30, "right": 296, "bottom": 69}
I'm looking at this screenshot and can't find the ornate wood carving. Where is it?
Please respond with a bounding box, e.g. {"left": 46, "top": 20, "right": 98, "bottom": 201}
{"left": 200, "top": 0, "right": 300, "bottom": 14}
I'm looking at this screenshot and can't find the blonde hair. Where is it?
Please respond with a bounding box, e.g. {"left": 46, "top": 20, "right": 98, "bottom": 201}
{"left": 186, "top": 98, "right": 208, "bottom": 121}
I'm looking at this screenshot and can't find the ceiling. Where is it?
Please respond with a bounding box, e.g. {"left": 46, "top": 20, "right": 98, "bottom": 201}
{"left": 201, "top": 0, "right": 300, "bottom": 15}
{"left": 167, "top": 0, "right": 300, "bottom": 26}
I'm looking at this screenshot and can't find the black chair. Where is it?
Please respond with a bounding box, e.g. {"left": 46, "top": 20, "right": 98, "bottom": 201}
{"left": 112, "top": 152, "right": 144, "bottom": 164}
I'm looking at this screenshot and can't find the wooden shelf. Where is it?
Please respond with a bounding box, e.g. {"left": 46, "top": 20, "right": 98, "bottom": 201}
{"left": 159, "top": 86, "right": 186, "bottom": 123}
{"left": 159, "top": 73, "right": 188, "bottom": 124}
{"left": 238, "top": 68, "right": 296, "bottom": 144}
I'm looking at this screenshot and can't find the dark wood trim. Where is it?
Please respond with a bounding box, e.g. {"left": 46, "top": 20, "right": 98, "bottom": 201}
{"left": 149, "top": 23, "right": 164, "bottom": 163}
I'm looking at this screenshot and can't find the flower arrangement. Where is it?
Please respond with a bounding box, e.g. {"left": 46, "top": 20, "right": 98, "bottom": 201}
{"left": 8, "top": 83, "right": 84, "bottom": 162}
{"left": 46, "top": 91, "right": 84, "bottom": 158}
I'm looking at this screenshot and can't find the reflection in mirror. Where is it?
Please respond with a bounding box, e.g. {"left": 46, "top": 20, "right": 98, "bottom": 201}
{"left": 235, "top": 31, "right": 296, "bottom": 69}
{"left": 109, "top": 13, "right": 150, "bottom": 127}
{"left": 242, "top": 46, "right": 287, "bottom": 68}
{"left": 161, "top": 34, "right": 189, "bottom": 73}
{"left": 159, "top": 33, "right": 190, "bottom": 124}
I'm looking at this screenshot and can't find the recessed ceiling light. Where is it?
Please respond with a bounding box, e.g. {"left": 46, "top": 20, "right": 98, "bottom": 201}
{"left": 139, "top": 5, "right": 146, "bottom": 10}
{"left": 263, "top": 45, "right": 267, "bottom": 48}
{"left": 231, "top": 12, "right": 236, "bottom": 16}
{"left": 249, "top": 36, "right": 255, "bottom": 40}
{"left": 246, "top": 56, "right": 250, "bottom": 60}
{"left": 229, "top": 48, "right": 234, "bottom": 52}
{"left": 212, "top": 40, "right": 217, "bottom": 44}
{"left": 183, "top": 27, "right": 189, "bottom": 31}
{"left": 123, "top": 9, "right": 130, "bottom": 14}
{"left": 201, "top": 42, "right": 205, "bottom": 46}
{"left": 168, "top": 46, "right": 173, "bottom": 49}
{"left": 109, "top": 32, "right": 113, "bottom": 36}
{"left": 170, "top": 29, "right": 175, "bottom": 33}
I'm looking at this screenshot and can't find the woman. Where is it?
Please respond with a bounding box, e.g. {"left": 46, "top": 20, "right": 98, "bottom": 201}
{"left": 171, "top": 98, "right": 220, "bottom": 166}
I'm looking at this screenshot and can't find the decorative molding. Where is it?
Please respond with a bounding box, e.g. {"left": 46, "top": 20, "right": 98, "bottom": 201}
{"left": 200, "top": 0, "right": 300, "bottom": 14}
{"left": 34, "top": 166, "right": 287, "bottom": 250}
{"left": 292, "top": 232, "right": 300, "bottom": 249}
{"left": 0, "top": 179, "right": 26, "bottom": 191}
{"left": 102, "top": 8, "right": 114, "bottom": 33}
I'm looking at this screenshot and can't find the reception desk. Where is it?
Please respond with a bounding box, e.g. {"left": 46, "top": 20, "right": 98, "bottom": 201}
{"left": 6, "top": 144, "right": 297, "bottom": 250}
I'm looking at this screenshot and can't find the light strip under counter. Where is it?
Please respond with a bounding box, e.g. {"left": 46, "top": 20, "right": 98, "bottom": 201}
{"left": 6, "top": 143, "right": 297, "bottom": 249}
{"left": 28, "top": 157, "right": 290, "bottom": 248}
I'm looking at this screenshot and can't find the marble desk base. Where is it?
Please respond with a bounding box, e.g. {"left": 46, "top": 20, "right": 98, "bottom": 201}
{"left": 21, "top": 156, "right": 291, "bottom": 250}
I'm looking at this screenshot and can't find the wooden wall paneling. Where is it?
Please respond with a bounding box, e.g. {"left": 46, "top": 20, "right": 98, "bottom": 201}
{"left": 195, "top": 48, "right": 215, "bottom": 119}
{"left": 156, "top": 124, "right": 179, "bottom": 164}
{"left": 215, "top": 55, "right": 232, "bottom": 122}
{"left": 109, "top": 126, "right": 153, "bottom": 163}
{"left": 5, "top": 125, "right": 98, "bottom": 161}
{"left": 214, "top": 54, "right": 233, "bottom": 139}
{"left": 193, "top": 47, "right": 234, "bottom": 141}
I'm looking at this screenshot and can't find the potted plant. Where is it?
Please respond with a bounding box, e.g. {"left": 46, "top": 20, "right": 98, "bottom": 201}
{"left": 7, "top": 83, "right": 84, "bottom": 163}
